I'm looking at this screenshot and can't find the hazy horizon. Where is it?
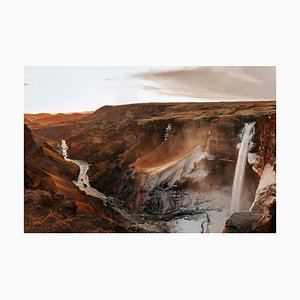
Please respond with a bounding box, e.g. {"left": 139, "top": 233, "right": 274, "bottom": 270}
{"left": 24, "top": 66, "right": 276, "bottom": 113}
{"left": 24, "top": 99, "right": 276, "bottom": 115}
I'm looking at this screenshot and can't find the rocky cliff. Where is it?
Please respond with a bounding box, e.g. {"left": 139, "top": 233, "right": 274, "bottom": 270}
{"left": 223, "top": 114, "right": 276, "bottom": 233}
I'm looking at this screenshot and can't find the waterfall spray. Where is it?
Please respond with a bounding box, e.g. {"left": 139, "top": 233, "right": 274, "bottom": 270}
{"left": 230, "top": 122, "right": 255, "bottom": 212}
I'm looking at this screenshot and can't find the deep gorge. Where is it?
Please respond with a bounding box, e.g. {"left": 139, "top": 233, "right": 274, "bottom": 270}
{"left": 24, "top": 101, "right": 276, "bottom": 233}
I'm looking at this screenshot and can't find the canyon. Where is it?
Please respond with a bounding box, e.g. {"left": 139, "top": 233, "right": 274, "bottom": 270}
{"left": 24, "top": 101, "right": 276, "bottom": 233}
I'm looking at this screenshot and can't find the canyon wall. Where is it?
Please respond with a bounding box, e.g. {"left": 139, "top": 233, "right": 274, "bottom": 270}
{"left": 223, "top": 114, "right": 276, "bottom": 232}
{"left": 24, "top": 124, "right": 140, "bottom": 233}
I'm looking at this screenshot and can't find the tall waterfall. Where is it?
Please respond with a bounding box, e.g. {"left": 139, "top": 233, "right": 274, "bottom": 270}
{"left": 230, "top": 122, "right": 255, "bottom": 212}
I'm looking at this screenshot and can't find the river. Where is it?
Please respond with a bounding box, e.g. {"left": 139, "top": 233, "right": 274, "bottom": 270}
{"left": 61, "top": 140, "right": 107, "bottom": 201}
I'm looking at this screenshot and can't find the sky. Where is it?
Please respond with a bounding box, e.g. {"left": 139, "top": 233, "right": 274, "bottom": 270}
{"left": 24, "top": 66, "right": 276, "bottom": 113}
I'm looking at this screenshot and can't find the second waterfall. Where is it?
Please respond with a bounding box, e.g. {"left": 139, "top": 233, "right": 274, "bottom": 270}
{"left": 230, "top": 122, "right": 255, "bottom": 212}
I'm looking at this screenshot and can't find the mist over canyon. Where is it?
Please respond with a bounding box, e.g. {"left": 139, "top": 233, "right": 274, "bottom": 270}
{"left": 24, "top": 101, "right": 276, "bottom": 233}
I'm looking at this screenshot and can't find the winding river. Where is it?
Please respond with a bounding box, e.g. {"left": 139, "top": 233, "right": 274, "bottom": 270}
{"left": 61, "top": 140, "right": 107, "bottom": 201}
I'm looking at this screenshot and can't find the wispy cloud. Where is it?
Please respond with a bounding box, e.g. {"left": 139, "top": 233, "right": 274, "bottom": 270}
{"left": 133, "top": 66, "right": 276, "bottom": 100}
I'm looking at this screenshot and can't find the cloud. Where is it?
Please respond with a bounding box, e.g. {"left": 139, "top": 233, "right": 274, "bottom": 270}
{"left": 134, "top": 66, "right": 276, "bottom": 100}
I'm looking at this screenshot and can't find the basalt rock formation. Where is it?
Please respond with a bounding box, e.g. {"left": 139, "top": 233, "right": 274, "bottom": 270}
{"left": 25, "top": 101, "right": 276, "bottom": 233}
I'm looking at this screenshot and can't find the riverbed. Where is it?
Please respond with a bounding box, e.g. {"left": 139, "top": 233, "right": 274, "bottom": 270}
{"left": 61, "top": 139, "right": 107, "bottom": 201}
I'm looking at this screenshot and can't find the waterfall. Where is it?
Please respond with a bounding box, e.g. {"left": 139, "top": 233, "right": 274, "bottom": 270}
{"left": 61, "top": 139, "right": 69, "bottom": 159}
{"left": 164, "top": 123, "right": 172, "bottom": 141}
{"left": 230, "top": 122, "right": 255, "bottom": 212}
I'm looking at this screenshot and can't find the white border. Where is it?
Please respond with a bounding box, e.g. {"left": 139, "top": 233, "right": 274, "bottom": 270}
{"left": 1, "top": 0, "right": 299, "bottom": 299}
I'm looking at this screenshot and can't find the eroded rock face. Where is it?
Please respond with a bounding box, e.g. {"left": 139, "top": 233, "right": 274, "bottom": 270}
{"left": 223, "top": 114, "right": 276, "bottom": 233}
{"left": 123, "top": 118, "right": 260, "bottom": 216}
{"left": 251, "top": 114, "right": 276, "bottom": 175}
{"left": 24, "top": 124, "right": 39, "bottom": 156}
{"left": 223, "top": 183, "right": 276, "bottom": 233}
{"left": 24, "top": 124, "right": 80, "bottom": 193}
